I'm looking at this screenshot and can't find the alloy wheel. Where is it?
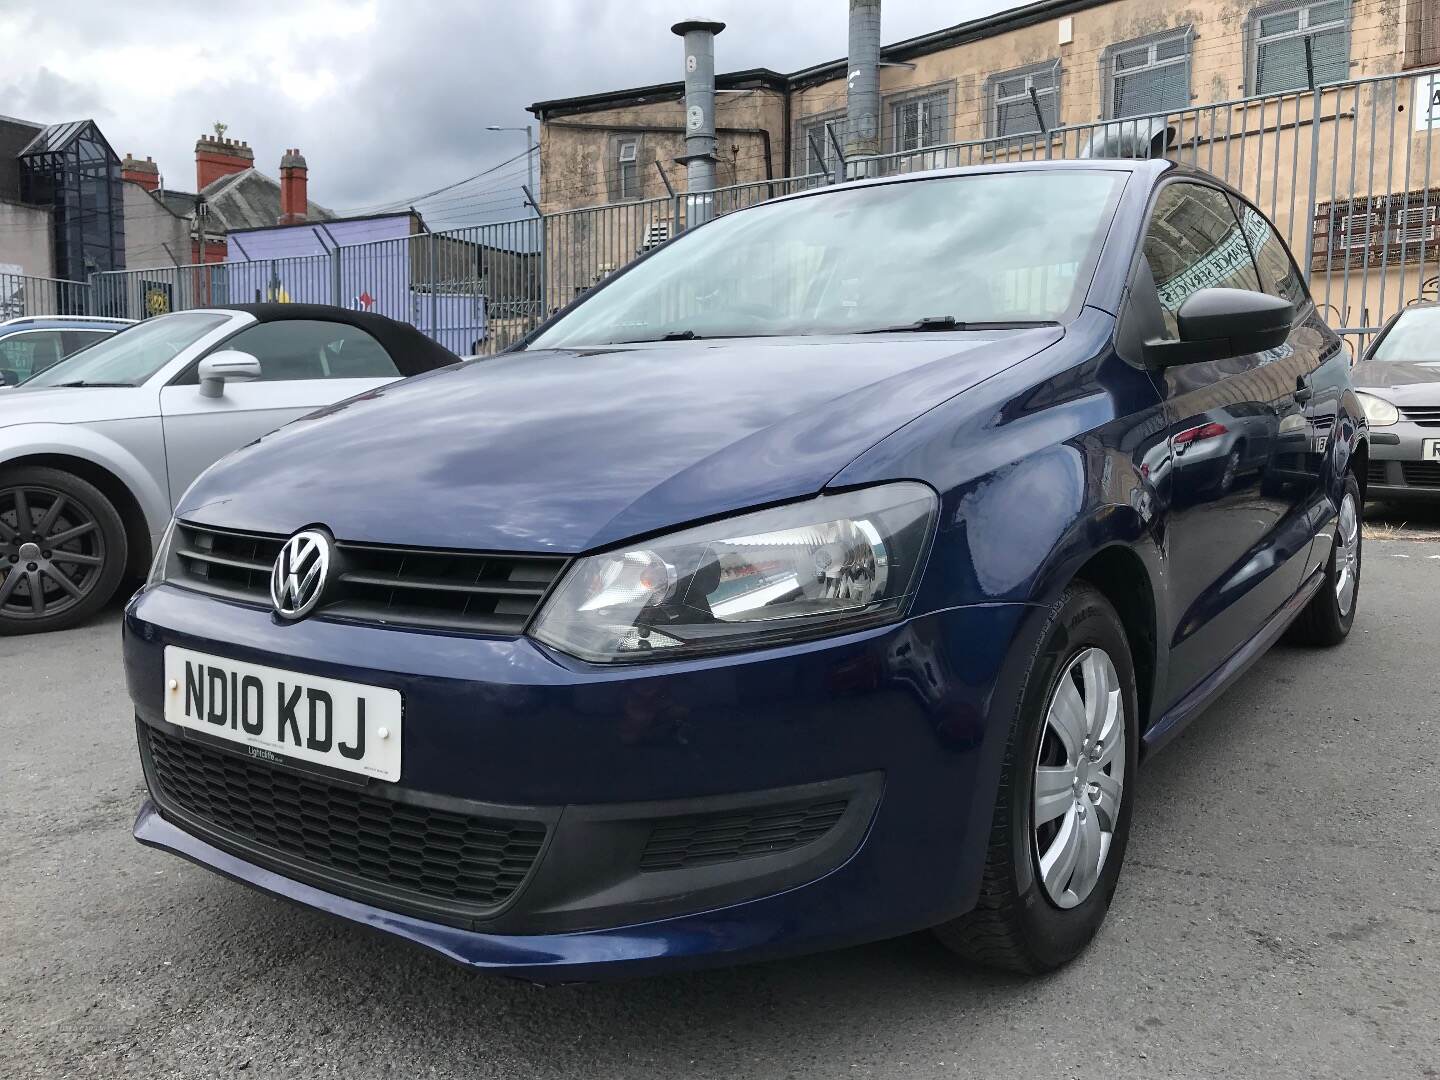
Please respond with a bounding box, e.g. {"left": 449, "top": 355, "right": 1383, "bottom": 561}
{"left": 0, "top": 484, "right": 107, "bottom": 622}
{"left": 1334, "top": 489, "right": 1360, "bottom": 617}
{"left": 1032, "top": 646, "right": 1125, "bottom": 909}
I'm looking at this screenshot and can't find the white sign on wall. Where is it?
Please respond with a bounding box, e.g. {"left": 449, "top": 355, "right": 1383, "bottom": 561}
{"left": 1416, "top": 73, "right": 1440, "bottom": 133}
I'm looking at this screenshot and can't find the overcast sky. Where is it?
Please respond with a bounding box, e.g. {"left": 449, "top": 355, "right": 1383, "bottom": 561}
{"left": 0, "top": 0, "right": 1006, "bottom": 229}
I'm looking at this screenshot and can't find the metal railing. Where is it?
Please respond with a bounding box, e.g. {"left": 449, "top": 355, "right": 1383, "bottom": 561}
{"left": 11, "top": 67, "right": 1436, "bottom": 356}
{"left": 0, "top": 272, "right": 90, "bottom": 320}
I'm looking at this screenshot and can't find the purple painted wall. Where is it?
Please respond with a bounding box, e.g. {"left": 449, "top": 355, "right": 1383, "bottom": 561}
{"left": 222, "top": 212, "right": 487, "bottom": 353}
{"left": 225, "top": 213, "right": 415, "bottom": 261}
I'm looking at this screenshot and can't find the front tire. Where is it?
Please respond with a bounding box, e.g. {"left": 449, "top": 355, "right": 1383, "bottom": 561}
{"left": 0, "top": 466, "right": 128, "bottom": 635}
{"left": 934, "top": 583, "right": 1139, "bottom": 973}
{"left": 1286, "top": 471, "right": 1362, "bottom": 647}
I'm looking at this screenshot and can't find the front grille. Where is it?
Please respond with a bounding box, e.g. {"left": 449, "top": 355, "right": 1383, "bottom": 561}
{"left": 172, "top": 521, "right": 566, "bottom": 635}
{"left": 1400, "top": 406, "right": 1440, "bottom": 427}
{"left": 638, "top": 797, "right": 850, "bottom": 871}
{"left": 142, "top": 724, "right": 546, "bottom": 917}
{"left": 1367, "top": 460, "right": 1391, "bottom": 486}
{"left": 1401, "top": 461, "right": 1440, "bottom": 488}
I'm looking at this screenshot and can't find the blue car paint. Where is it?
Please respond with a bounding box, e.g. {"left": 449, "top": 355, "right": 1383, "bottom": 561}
{"left": 124, "top": 159, "right": 1366, "bottom": 980}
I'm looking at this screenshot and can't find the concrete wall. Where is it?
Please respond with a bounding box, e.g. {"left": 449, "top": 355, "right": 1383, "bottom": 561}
{"left": 0, "top": 199, "right": 54, "bottom": 278}
{"left": 123, "top": 182, "right": 192, "bottom": 270}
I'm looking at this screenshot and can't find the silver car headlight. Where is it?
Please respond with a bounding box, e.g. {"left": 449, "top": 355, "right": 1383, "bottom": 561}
{"left": 530, "top": 482, "right": 938, "bottom": 663}
{"left": 1356, "top": 391, "right": 1399, "bottom": 427}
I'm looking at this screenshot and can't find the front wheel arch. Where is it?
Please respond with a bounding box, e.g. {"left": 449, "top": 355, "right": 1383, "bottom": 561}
{"left": 1, "top": 454, "right": 152, "bottom": 579}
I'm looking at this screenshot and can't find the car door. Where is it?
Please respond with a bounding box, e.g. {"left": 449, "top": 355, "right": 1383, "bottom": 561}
{"left": 1230, "top": 195, "right": 1341, "bottom": 581}
{"left": 158, "top": 319, "right": 404, "bottom": 504}
{"left": 1140, "top": 181, "right": 1317, "bottom": 710}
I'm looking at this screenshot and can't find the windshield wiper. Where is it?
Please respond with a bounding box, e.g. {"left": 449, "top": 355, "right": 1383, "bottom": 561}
{"left": 611, "top": 329, "right": 772, "bottom": 344}
{"left": 46, "top": 380, "right": 135, "bottom": 388}
{"left": 860, "top": 317, "right": 1061, "bottom": 334}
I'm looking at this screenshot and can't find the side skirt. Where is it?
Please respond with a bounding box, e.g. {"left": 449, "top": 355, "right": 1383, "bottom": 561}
{"left": 1141, "top": 565, "right": 1325, "bottom": 757}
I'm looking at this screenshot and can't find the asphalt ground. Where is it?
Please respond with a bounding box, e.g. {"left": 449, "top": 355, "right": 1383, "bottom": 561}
{"left": 2, "top": 512, "right": 1438, "bottom": 1079}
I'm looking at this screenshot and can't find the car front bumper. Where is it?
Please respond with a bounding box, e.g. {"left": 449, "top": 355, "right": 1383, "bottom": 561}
{"left": 124, "top": 583, "right": 1039, "bottom": 981}
{"left": 1366, "top": 422, "right": 1440, "bottom": 500}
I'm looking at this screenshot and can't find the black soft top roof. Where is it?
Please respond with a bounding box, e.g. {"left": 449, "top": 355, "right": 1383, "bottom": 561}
{"left": 213, "top": 304, "right": 459, "bottom": 376}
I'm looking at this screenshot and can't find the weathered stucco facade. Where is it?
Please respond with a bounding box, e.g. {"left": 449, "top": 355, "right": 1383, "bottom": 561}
{"left": 532, "top": 0, "right": 1435, "bottom": 212}
{"left": 528, "top": 0, "right": 1440, "bottom": 328}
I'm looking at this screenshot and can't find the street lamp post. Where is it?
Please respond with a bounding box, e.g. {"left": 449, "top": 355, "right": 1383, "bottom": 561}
{"left": 486, "top": 124, "right": 536, "bottom": 215}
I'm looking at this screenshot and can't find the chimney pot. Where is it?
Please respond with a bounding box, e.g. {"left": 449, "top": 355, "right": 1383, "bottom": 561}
{"left": 195, "top": 131, "right": 254, "bottom": 190}
{"left": 278, "top": 147, "right": 310, "bottom": 225}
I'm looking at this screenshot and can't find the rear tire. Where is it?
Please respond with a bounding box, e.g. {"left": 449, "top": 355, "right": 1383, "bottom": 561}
{"left": 1286, "top": 471, "right": 1362, "bottom": 647}
{"left": 0, "top": 466, "right": 128, "bottom": 635}
{"left": 934, "top": 583, "right": 1139, "bottom": 973}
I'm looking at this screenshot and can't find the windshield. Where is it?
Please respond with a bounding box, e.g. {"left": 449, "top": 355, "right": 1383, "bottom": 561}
{"left": 1369, "top": 308, "right": 1440, "bottom": 362}
{"left": 22, "top": 312, "right": 233, "bottom": 388}
{"left": 529, "top": 170, "right": 1127, "bottom": 349}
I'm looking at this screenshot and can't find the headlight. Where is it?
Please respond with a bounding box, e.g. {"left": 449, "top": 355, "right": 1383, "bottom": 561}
{"left": 146, "top": 517, "right": 178, "bottom": 586}
{"left": 531, "top": 482, "right": 938, "bottom": 663}
{"left": 1356, "top": 391, "right": 1399, "bottom": 427}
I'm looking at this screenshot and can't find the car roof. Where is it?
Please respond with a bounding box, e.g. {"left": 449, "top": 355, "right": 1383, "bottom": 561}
{"left": 182, "top": 303, "right": 461, "bottom": 375}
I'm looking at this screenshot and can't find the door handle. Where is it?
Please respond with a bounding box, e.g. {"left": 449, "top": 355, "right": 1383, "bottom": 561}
{"left": 1293, "top": 381, "right": 1313, "bottom": 404}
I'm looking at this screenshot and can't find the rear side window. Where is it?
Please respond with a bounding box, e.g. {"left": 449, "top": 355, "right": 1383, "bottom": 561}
{"left": 1233, "top": 199, "right": 1307, "bottom": 309}
{"left": 1143, "top": 182, "right": 1262, "bottom": 338}
{"left": 0, "top": 330, "right": 64, "bottom": 378}
{"left": 182, "top": 320, "right": 400, "bottom": 383}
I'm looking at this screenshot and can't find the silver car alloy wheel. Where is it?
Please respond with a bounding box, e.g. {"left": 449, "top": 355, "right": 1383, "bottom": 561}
{"left": 1334, "top": 490, "right": 1360, "bottom": 618}
{"left": 0, "top": 484, "right": 107, "bottom": 621}
{"left": 1033, "top": 646, "right": 1125, "bottom": 909}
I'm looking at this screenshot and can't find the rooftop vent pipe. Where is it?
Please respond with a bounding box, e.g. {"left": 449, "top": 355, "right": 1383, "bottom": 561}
{"left": 671, "top": 17, "right": 726, "bottom": 224}
{"left": 845, "top": 0, "right": 882, "bottom": 176}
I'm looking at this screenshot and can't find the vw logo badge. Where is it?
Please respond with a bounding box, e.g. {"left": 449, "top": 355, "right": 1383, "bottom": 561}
{"left": 270, "top": 529, "right": 332, "bottom": 620}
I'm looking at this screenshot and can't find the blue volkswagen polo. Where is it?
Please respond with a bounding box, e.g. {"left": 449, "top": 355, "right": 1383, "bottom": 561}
{"left": 124, "top": 160, "right": 1367, "bottom": 980}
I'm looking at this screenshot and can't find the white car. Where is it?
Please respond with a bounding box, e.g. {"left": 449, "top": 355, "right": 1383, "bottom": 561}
{"left": 0, "top": 304, "right": 458, "bottom": 634}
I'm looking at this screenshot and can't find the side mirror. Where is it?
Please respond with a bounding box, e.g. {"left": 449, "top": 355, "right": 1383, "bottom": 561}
{"left": 0, "top": 369, "right": 17, "bottom": 387}
{"left": 1144, "top": 288, "right": 1295, "bottom": 369}
{"left": 197, "top": 350, "right": 262, "bottom": 398}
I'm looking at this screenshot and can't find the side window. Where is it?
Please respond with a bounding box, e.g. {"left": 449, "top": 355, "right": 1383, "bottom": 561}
{"left": 1143, "top": 183, "right": 1263, "bottom": 339}
{"left": 0, "top": 331, "right": 65, "bottom": 378}
{"left": 207, "top": 320, "right": 399, "bottom": 382}
{"left": 1233, "top": 198, "right": 1308, "bottom": 308}
{"left": 60, "top": 330, "right": 110, "bottom": 357}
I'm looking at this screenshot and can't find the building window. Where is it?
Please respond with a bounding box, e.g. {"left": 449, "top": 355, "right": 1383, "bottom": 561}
{"left": 1106, "top": 29, "right": 1192, "bottom": 118}
{"left": 1250, "top": 1, "right": 1350, "bottom": 94}
{"left": 987, "top": 61, "right": 1061, "bottom": 140}
{"left": 1312, "top": 188, "right": 1440, "bottom": 269}
{"left": 1407, "top": 0, "right": 1440, "bottom": 69}
{"left": 890, "top": 89, "right": 950, "bottom": 153}
{"left": 617, "top": 140, "right": 639, "bottom": 200}
{"left": 800, "top": 115, "right": 844, "bottom": 177}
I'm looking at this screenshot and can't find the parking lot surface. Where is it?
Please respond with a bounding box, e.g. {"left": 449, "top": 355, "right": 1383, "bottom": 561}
{"left": 3, "top": 530, "right": 1438, "bottom": 1080}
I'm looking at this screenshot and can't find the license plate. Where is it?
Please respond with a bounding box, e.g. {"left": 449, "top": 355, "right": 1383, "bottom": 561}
{"left": 162, "top": 646, "right": 403, "bottom": 782}
{"left": 1424, "top": 439, "right": 1440, "bottom": 462}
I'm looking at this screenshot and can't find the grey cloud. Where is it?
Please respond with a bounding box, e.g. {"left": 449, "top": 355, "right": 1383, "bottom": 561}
{"left": 2, "top": 0, "right": 999, "bottom": 226}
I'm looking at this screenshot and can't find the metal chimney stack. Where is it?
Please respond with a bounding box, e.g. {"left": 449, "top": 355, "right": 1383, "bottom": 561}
{"left": 671, "top": 17, "right": 726, "bottom": 225}
{"left": 845, "top": 0, "right": 882, "bottom": 177}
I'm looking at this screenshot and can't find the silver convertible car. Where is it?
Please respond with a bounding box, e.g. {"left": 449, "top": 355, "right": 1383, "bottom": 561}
{"left": 0, "top": 305, "right": 457, "bottom": 634}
